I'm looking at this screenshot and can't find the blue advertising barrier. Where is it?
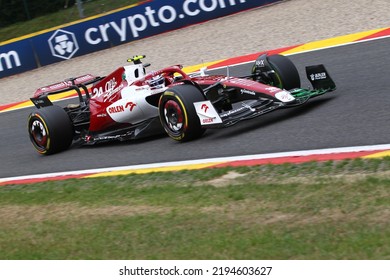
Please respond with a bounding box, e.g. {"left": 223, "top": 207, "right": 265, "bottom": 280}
{"left": 0, "top": 39, "right": 38, "bottom": 78}
{"left": 0, "top": 0, "right": 281, "bottom": 78}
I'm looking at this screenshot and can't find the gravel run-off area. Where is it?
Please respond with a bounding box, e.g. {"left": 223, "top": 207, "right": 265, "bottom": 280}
{"left": 1, "top": 0, "right": 389, "bottom": 105}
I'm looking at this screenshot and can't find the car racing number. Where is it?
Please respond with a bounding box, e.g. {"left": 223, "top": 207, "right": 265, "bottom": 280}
{"left": 93, "top": 77, "right": 119, "bottom": 100}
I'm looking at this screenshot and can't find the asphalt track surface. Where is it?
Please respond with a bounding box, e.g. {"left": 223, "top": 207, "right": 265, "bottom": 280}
{"left": 1, "top": 38, "right": 390, "bottom": 179}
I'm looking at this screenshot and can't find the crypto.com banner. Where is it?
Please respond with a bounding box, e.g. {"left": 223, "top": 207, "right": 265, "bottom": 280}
{"left": 0, "top": 0, "right": 281, "bottom": 78}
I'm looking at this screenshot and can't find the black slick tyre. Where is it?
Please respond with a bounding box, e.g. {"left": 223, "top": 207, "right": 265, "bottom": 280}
{"left": 268, "top": 54, "right": 301, "bottom": 90}
{"left": 28, "top": 105, "right": 74, "bottom": 155}
{"left": 159, "top": 84, "right": 206, "bottom": 141}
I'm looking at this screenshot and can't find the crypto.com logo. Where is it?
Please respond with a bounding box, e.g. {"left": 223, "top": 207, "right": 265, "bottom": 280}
{"left": 48, "top": 29, "right": 79, "bottom": 60}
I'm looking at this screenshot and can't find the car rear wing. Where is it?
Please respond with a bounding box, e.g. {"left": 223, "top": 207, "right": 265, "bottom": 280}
{"left": 31, "top": 74, "right": 103, "bottom": 108}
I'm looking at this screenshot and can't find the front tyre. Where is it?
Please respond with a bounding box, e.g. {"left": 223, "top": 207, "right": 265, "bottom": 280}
{"left": 28, "top": 105, "right": 74, "bottom": 155}
{"left": 252, "top": 54, "right": 300, "bottom": 90}
{"left": 159, "top": 84, "right": 206, "bottom": 141}
{"left": 268, "top": 54, "right": 300, "bottom": 90}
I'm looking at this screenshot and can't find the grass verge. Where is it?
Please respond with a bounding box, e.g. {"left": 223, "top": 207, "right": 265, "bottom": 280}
{"left": 1, "top": 158, "right": 390, "bottom": 259}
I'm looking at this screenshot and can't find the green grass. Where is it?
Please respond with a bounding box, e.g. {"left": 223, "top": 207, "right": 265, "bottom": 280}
{"left": 0, "top": 0, "right": 141, "bottom": 42}
{"left": 1, "top": 158, "right": 390, "bottom": 259}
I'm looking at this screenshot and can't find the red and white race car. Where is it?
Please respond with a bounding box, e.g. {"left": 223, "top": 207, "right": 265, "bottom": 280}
{"left": 28, "top": 54, "right": 335, "bottom": 155}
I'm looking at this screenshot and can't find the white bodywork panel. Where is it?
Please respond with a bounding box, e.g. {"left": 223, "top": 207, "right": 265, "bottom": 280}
{"left": 275, "top": 90, "right": 295, "bottom": 102}
{"left": 106, "top": 85, "right": 166, "bottom": 124}
{"left": 123, "top": 64, "right": 146, "bottom": 83}
{"left": 194, "top": 101, "right": 223, "bottom": 126}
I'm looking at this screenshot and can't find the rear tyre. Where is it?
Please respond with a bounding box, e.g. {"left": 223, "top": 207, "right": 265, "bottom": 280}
{"left": 267, "top": 54, "right": 301, "bottom": 90}
{"left": 28, "top": 105, "right": 74, "bottom": 155}
{"left": 159, "top": 84, "right": 206, "bottom": 141}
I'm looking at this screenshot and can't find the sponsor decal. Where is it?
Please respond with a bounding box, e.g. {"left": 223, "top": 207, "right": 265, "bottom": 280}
{"left": 194, "top": 101, "right": 222, "bottom": 125}
{"left": 108, "top": 105, "right": 125, "bottom": 114}
{"left": 199, "top": 103, "right": 214, "bottom": 123}
{"left": 240, "top": 89, "right": 256, "bottom": 95}
{"left": 275, "top": 90, "right": 295, "bottom": 102}
{"left": 74, "top": 74, "right": 96, "bottom": 84}
{"left": 201, "top": 103, "right": 209, "bottom": 113}
{"left": 0, "top": 51, "right": 21, "bottom": 72}
{"left": 135, "top": 86, "right": 149, "bottom": 91}
{"left": 125, "top": 102, "right": 137, "bottom": 111}
{"left": 202, "top": 118, "right": 214, "bottom": 123}
{"left": 48, "top": 29, "right": 79, "bottom": 60}
{"left": 107, "top": 102, "right": 136, "bottom": 114}
{"left": 85, "top": 0, "right": 248, "bottom": 44}
{"left": 255, "top": 59, "right": 265, "bottom": 67}
{"left": 93, "top": 77, "right": 124, "bottom": 102}
{"left": 104, "top": 84, "right": 123, "bottom": 102}
{"left": 220, "top": 106, "right": 246, "bottom": 118}
{"left": 43, "top": 81, "right": 69, "bottom": 91}
{"left": 34, "top": 99, "right": 45, "bottom": 104}
{"left": 310, "top": 72, "right": 327, "bottom": 81}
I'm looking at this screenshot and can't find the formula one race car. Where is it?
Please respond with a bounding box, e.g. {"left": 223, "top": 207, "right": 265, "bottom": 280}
{"left": 28, "top": 54, "right": 336, "bottom": 155}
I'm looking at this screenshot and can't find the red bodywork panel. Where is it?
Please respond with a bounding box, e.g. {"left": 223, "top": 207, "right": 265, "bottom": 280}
{"left": 192, "top": 75, "right": 281, "bottom": 98}
{"left": 89, "top": 67, "right": 126, "bottom": 132}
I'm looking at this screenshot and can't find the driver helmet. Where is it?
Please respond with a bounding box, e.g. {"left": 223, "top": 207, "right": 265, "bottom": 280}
{"left": 148, "top": 74, "right": 165, "bottom": 89}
